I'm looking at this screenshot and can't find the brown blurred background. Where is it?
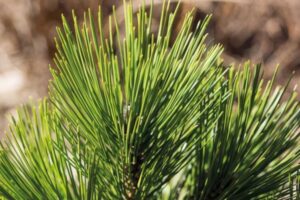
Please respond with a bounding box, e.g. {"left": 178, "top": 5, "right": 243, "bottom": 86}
{"left": 1, "top": 0, "right": 300, "bottom": 134}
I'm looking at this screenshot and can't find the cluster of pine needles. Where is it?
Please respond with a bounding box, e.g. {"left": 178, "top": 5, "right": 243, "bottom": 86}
{"left": 0, "top": 1, "right": 299, "bottom": 199}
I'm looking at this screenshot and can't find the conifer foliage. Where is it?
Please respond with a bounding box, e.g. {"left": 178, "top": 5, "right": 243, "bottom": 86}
{"left": 0, "top": 1, "right": 299, "bottom": 199}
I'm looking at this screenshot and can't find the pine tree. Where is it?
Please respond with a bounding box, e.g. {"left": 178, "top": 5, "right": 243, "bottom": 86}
{"left": 0, "top": 1, "right": 299, "bottom": 199}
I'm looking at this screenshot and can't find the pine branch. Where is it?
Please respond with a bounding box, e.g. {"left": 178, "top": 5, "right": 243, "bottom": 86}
{"left": 165, "top": 64, "right": 300, "bottom": 200}
{"left": 0, "top": 100, "right": 101, "bottom": 199}
{"left": 0, "top": 1, "right": 299, "bottom": 199}
{"left": 49, "top": 1, "right": 224, "bottom": 198}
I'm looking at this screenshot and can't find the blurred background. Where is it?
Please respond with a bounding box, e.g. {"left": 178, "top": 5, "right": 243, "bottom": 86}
{"left": 1, "top": 0, "right": 300, "bottom": 133}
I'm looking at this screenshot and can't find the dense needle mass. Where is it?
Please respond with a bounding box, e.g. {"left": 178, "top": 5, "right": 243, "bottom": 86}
{"left": 0, "top": 1, "right": 299, "bottom": 199}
